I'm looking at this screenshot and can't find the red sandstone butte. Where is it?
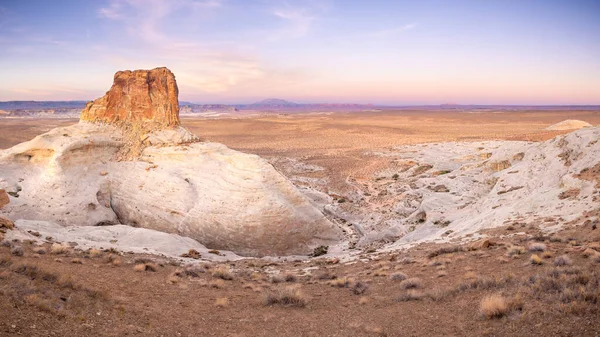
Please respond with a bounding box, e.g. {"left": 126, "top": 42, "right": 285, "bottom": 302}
{"left": 80, "top": 67, "right": 180, "bottom": 128}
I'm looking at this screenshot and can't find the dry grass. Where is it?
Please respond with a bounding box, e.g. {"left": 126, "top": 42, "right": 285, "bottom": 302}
{"left": 329, "top": 277, "right": 354, "bottom": 288}
{"left": 528, "top": 243, "right": 547, "bottom": 252}
{"left": 389, "top": 272, "right": 407, "bottom": 281}
{"left": 50, "top": 243, "right": 70, "bottom": 255}
{"left": 134, "top": 263, "right": 157, "bottom": 272}
{"left": 88, "top": 248, "right": 102, "bottom": 258}
{"left": 480, "top": 294, "right": 509, "bottom": 319}
{"left": 71, "top": 258, "right": 83, "bottom": 264}
{"left": 10, "top": 246, "right": 24, "bottom": 256}
{"left": 214, "top": 297, "right": 229, "bottom": 307}
{"left": 427, "top": 245, "right": 464, "bottom": 258}
{"left": 554, "top": 255, "right": 572, "bottom": 266}
{"left": 507, "top": 246, "right": 526, "bottom": 257}
{"left": 541, "top": 251, "right": 553, "bottom": 259}
{"left": 33, "top": 247, "right": 47, "bottom": 255}
{"left": 395, "top": 290, "right": 426, "bottom": 302}
{"left": 264, "top": 286, "right": 307, "bottom": 307}
{"left": 530, "top": 254, "right": 544, "bottom": 265}
{"left": 212, "top": 265, "right": 234, "bottom": 280}
{"left": 209, "top": 279, "right": 225, "bottom": 289}
{"left": 400, "top": 278, "right": 422, "bottom": 289}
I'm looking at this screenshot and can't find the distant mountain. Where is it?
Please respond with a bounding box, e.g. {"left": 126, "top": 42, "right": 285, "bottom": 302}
{"left": 0, "top": 101, "right": 87, "bottom": 110}
{"left": 250, "top": 99, "right": 299, "bottom": 107}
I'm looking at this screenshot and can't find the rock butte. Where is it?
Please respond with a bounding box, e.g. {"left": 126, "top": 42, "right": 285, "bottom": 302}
{"left": 0, "top": 67, "right": 342, "bottom": 257}
{"left": 80, "top": 67, "right": 180, "bottom": 129}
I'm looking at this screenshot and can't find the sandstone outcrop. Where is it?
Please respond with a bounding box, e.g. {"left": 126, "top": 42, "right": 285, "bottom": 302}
{"left": 546, "top": 120, "right": 592, "bottom": 131}
{"left": 81, "top": 67, "right": 180, "bottom": 128}
{"left": 0, "top": 189, "right": 8, "bottom": 209}
{"left": 0, "top": 67, "right": 342, "bottom": 256}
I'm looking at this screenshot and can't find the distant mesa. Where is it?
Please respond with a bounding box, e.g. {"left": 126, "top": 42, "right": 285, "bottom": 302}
{"left": 251, "top": 98, "right": 299, "bottom": 107}
{"left": 545, "top": 119, "right": 593, "bottom": 131}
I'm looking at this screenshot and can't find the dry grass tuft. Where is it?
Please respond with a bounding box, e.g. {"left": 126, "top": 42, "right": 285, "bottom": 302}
{"left": 209, "top": 279, "right": 225, "bottom": 289}
{"left": 214, "top": 297, "right": 229, "bottom": 307}
{"left": 528, "top": 243, "right": 546, "bottom": 252}
{"left": 33, "top": 247, "right": 47, "bottom": 255}
{"left": 270, "top": 275, "right": 284, "bottom": 283}
{"left": 427, "top": 245, "right": 464, "bottom": 258}
{"left": 264, "top": 286, "right": 307, "bottom": 307}
{"left": 358, "top": 296, "right": 369, "bottom": 305}
{"left": 212, "top": 265, "right": 234, "bottom": 280}
{"left": 395, "top": 290, "right": 425, "bottom": 302}
{"left": 284, "top": 273, "right": 297, "bottom": 283}
{"left": 50, "top": 243, "right": 70, "bottom": 255}
{"left": 400, "top": 278, "right": 422, "bottom": 289}
{"left": 10, "top": 246, "right": 24, "bottom": 256}
{"left": 134, "top": 263, "right": 158, "bottom": 272}
{"left": 554, "top": 255, "right": 572, "bottom": 266}
{"left": 541, "top": 251, "right": 553, "bottom": 259}
{"left": 88, "top": 248, "right": 102, "bottom": 258}
{"left": 71, "top": 258, "right": 83, "bottom": 264}
{"left": 329, "top": 277, "right": 354, "bottom": 288}
{"left": 507, "top": 246, "right": 526, "bottom": 257}
{"left": 530, "top": 254, "right": 543, "bottom": 265}
{"left": 480, "top": 294, "right": 509, "bottom": 319}
{"left": 389, "top": 272, "right": 407, "bottom": 281}
{"left": 352, "top": 281, "right": 369, "bottom": 295}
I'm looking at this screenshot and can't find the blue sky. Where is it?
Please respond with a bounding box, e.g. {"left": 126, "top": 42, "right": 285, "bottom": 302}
{"left": 0, "top": 0, "right": 599, "bottom": 104}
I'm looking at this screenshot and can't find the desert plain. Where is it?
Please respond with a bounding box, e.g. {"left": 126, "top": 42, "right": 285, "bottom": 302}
{"left": 1, "top": 109, "right": 600, "bottom": 336}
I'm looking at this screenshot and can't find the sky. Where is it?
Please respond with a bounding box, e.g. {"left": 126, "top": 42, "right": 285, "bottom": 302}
{"left": 0, "top": 0, "right": 599, "bottom": 105}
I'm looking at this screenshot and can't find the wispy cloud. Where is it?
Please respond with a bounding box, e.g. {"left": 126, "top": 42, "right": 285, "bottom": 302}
{"left": 366, "top": 23, "right": 417, "bottom": 38}
{"left": 266, "top": 0, "right": 331, "bottom": 41}
{"left": 95, "top": 0, "right": 269, "bottom": 95}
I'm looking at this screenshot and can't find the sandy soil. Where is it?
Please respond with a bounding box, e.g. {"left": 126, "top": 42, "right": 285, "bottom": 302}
{"left": 1, "top": 222, "right": 599, "bottom": 336}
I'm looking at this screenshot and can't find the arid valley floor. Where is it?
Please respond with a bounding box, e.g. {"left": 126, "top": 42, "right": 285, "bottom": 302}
{"left": 1, "top": 110, "right": 600, "bottom": 336}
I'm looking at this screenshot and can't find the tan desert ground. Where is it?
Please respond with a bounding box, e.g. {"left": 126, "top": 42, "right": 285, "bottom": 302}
{"left": 1, "top": 107, "right": 600, "bottom": 336}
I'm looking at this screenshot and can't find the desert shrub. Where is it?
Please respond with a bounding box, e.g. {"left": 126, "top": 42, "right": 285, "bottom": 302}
{"left": 284, "top": 274, "right": 297, "bottom": 283}
{"left": 33, "top": 247, "right": 47, "bottom": 255}
{"left": 554, "top": 255, "right": 572, "bottom": 266}
{"left": 180, "top": 249, "right": 201, "bottom": 259}
{"left": 311, "top": 245, "right": 328, "bottom": 257}
{"left": 316, "top": 271, "right": 337, "bottom": 280}
{"left": 212, "top": 266, "right": 234, "bottom": 280}
{"left": 10, "top": 246, "right": 24, "bottom": 256}
{"left": 270, "top": 275, "right": 284, "bottom": 284}
{"left": 528, "top": 243, "right": 546, "bottom": 252}
{"left": 264, "top": 286, "right": 306, "bottom": 307}
{"left": 480, "top": 294, "right": 509, "bottom": 319}
{"left": 400, "top": 278, "right": 422, "bottom": 289}
{"left": 182, "top": 265, "right": 205, "bottom": 278}
{"left": 427, "top": 246, "right": 464, "bottom": 259}
{"left": 395, "top": 290, "right": 425, "bottom": 302}
{"left": 390, "top": 272, "right": 408, "bottom": 281}
{"left": 507, "top": 246, "right": 525, "bottom": 257}
{"left": 352, "top": 281, "right": 369, "bottom": 295}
